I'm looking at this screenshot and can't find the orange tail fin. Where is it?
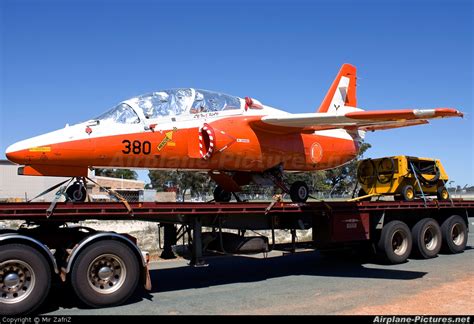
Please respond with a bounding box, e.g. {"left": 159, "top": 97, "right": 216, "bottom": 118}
{"left": 318, "top": 63, "right": 357, "bottom": 113}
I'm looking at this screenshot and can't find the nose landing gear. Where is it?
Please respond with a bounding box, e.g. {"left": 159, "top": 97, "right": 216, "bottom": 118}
{"left": 66, "top": 180, "right": 88, "bottom": 202}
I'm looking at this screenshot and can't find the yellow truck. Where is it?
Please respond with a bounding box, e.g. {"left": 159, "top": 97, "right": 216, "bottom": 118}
{"left": 357, "top": 156, "right": 449, "bottom": 201}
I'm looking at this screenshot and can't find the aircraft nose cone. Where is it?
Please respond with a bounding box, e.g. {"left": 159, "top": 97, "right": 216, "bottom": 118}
{"left": 5, "top": 144, "right": 25, "bottom": 164}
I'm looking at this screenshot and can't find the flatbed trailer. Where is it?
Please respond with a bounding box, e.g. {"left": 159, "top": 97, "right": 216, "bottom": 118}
{"left": 0, "top": 199, "right": 473, "bottom": 315}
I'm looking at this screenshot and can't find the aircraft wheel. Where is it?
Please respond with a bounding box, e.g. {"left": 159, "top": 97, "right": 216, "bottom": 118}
{"left": 66, "top": 182, "right": 87, "bottom": 202}
{"left": 213, "top": 186, "right": 232, "bottom": 202}
{"left": 70, "top": 240, "right": 140, "bottom": 308}
{"left": 290, "top": 181, "right": 309, "bottom": 203}
{"left": 437, "top": 186, "right": 449, "bottom": 200}
{"left": 401, "top": 185, "right": 415, "bottom": 201}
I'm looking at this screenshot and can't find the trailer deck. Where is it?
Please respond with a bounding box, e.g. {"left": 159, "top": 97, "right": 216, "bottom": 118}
{"left": 1, "top": 199, "right": 473, "bottom": 222}
{"left": 1, "top": 198, "right": 473, "bottom": 315}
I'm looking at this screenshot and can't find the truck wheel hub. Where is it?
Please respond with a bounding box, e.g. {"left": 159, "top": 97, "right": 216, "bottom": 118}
{"left": 88, "top": 254, "right": 127, "bottom": 294}
{"left": 4, "top": 273, "right": 20, "bottom": 288}
{"left": 0, "top": 260, "right": 35, "bottom": 304}
{"left": 98, "top": 266, "right": 113, "bottom": 280}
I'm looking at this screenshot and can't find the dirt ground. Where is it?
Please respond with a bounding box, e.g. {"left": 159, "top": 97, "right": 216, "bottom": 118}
{"left": 343, "top": 275, "right": 474, "bottom": 315}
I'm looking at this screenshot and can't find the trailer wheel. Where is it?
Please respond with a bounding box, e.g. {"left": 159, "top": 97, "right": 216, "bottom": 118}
{"left": 437, "top": 186, "right": 449, "bottom": 200}
{"left": 411, "top": 218, "right": 442, "bottom": 258}
{"left": 440, "top": 215, "right": 467, "bottom": 254}
{"left": 401, "top": 185, "right": 415, "bottom": 201}
{"left": 70, "top": 240, "right": 140, "bottom": 308}
{"left": 0, "top": 244, "right": 51, "bottom": 315}
{"left": 290, "top": 181, "right": 309, "bottom": 203}
{"left": 377, "top": 221, "right": 412, "bottom": 264}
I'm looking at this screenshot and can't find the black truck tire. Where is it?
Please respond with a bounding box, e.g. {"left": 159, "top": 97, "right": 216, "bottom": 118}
{"left": 440, "top": 215, "right": 467, "bottom": 254}
{"left": 411, "top": 218, "right": 442, "bottom": 259}
{"left": 0, "top": 244, "right": 51, "bottom": 315}
{"left": 377, "top": 220, "right": 412, "bottom": 264}
{"left": 70, "top": 240, "right": 140, "bottom": 308}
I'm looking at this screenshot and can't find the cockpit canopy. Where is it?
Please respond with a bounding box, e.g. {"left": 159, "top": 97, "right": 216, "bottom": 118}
{"left": 94, "top": 88, "right": 242, "bottom": 124}
{"left": 95, "top": 103, "right": 141, "bottom": 124}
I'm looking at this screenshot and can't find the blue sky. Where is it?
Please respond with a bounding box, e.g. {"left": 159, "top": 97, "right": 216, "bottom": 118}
{"left": 1, "top": 0, "right": 472, "bottom": 186}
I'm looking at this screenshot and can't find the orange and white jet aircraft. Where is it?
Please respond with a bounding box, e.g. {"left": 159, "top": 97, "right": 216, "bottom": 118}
{"left": 5, "top": 64, "right": 463, "bottom": 202}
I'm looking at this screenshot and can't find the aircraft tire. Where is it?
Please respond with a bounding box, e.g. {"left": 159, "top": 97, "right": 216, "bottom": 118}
{"left": 290, "top": 181, "right": 309, "bottom": 203}
{"left": 213, "top": 186, "right": 232, "bottom": 202}
{"left": 66, "top": 182, "right": 87, "bottom": 202}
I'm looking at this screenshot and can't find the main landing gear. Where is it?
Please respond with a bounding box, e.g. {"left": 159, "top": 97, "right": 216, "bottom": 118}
{"left": 212, "top": 165, "right": 310, "bottom": 203}
{"left": 289, "top": 181, "right": 310, "bottom": 203}
{"left": 266, "top": 166, "right": 310, "bottom": 203}
{"left": 213, "top": 186, "right": 232, "bottom": 203}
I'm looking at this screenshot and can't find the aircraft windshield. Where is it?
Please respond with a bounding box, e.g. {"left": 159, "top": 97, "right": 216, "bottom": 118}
{"left": 95, "top": 103, "right": 140, "bottom": 124}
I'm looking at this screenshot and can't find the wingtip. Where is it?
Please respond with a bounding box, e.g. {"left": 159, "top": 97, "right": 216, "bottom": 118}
{"left": 435, "top": 108, "right": 464, "bottom": 118}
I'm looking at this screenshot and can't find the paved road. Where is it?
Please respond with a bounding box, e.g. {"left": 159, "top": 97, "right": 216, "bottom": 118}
{"left": 40, "top": 222, "right": 474, "bottom": 315}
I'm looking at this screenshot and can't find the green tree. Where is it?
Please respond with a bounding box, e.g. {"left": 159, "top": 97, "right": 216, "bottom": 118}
{"left": 148, "top": 170, "right": 179, "bottom": 191}
{"left": 284, "top": 142, "right": 371, "bottom": 197}
{"left": 323, "top": 142, "right": 371, "bottom": 196}
{"left": 94, "top": 168, "right": 138, "bottom": 180}
{"left": 148, "top": 170, "right": 214, "bottom": 201}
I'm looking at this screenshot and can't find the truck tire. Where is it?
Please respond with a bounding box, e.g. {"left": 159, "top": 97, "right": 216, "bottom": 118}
{"left": 70, "top": 240, "right": 140, "bottom": 308}
{"left": 0, "top": 244, "right": 51, "bottom": 315}
{"left": 411, "top": 218, "right": 442, "bottom": 259}
{"left": 440, "top": 215, "right": 467, "bottom": 254}
{"left": 377, "top": 221, "right": 412, "bottom": 264}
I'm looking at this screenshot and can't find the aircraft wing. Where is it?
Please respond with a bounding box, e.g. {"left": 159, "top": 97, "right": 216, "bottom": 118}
{"left": 252, "top": 108, "right": 463, "bottom": 133}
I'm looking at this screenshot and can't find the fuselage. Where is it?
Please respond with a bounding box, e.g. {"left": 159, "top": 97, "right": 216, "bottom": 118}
{"left": 5, "top": 88, "right": 361, "bottom": 177}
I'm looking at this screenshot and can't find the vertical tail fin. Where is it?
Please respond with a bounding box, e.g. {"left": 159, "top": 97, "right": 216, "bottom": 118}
{"left": 317, "top": 63, "right": 357, "bottom": 113}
